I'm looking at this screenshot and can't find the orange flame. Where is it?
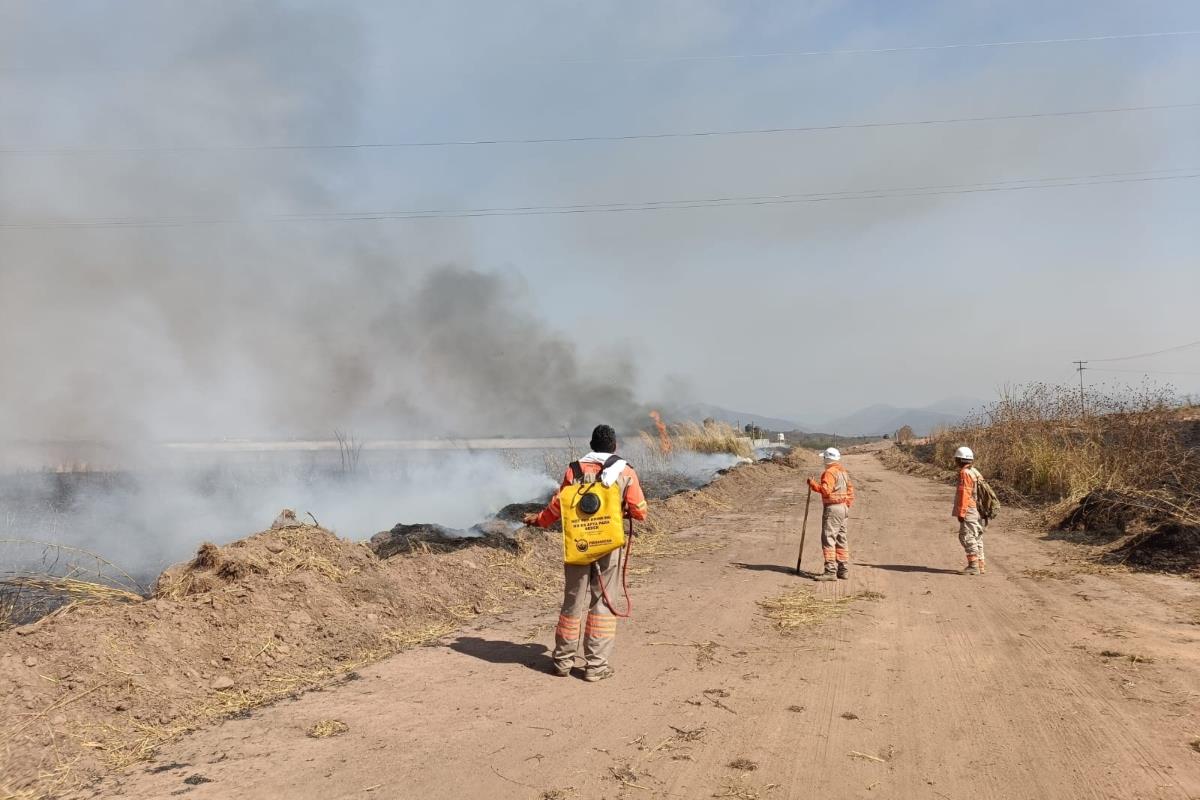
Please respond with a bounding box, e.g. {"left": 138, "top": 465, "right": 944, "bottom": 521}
{"left": 649, "top": 411, "right": 672, "bottom": 455}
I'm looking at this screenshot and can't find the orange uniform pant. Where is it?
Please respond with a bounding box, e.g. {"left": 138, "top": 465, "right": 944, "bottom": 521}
{"left": 820, "top": 502, "right": 849, "bottom": 566}
{"left": 553, "top": 551, "right": 618, "bottom": 674}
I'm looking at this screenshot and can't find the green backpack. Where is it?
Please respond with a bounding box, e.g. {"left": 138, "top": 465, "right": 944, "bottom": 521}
{"left": 971, "top": 468, "right": 1000, "bottom": 520}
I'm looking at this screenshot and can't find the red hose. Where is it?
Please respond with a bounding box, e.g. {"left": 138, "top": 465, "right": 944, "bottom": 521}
{"left": 593, "top": 521, "right": 634, "bottom": 618}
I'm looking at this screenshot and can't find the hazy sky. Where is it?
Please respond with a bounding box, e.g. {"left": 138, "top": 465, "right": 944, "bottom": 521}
{"left": 2, "top": 0, "right": 1198, "bottom": 436}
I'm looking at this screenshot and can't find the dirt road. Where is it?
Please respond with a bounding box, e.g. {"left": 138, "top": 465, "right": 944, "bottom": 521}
{"left": 94, "top": 453, "right": 1200, "bottom": 800}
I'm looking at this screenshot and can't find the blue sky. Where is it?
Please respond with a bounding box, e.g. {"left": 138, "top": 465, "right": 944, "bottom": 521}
{"left": 1, "top": 1, "right": 1198, "bottom": 438}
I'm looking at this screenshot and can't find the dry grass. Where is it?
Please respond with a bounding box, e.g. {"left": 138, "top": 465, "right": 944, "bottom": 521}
{"left": 306, "top": 719, "right": 349, "bottom": 738}
{"left": 1, "top": 577, "right": 141, "bottom": 605}
{"left": 1021, "top": 568, "right": 1077, "bottom": 582}
{"left": 756, "top": 587, "right": 880, "bottom": 632}
{"left": 1, "top": 539, "right": 145, "bottom": 630}
{"left": 608, "top": 764, "right": 651, "bottom": 791}
{"left": 634, "top": 527, "right": 725, "bottom": 560}
{"left": 637, "top": 418, "right": 751, "bottom": 470}
{"left": 647, "top": 725, "right": 708, "bottom": 759}
{"left": 922, "top": 384, "right": 1198, "bottom": 522}
{"left": 276, "top": 529, "right": 357, "bottom": 582}
{"left": 634, "top": 493, "right": 730, "bottom": 560}
{"left": 487, "top": 536, "right": 558, "bottom": 600}
{"left": 674, "top": 421, "right": 754, "bottom": 458}
{"left": 904, "top": 385, "right": 1200, "bottom": 573}
{"left": 1099, "top": 649, "right": 1153, "bottom": 664}
{"left": 0, "top": 539, "right": 144, "bottom": 590}
{"left": 713, "top": 778, "right": 779, "bottom": 798}
{"left": 2, "top": 576, "right": 141, "bottom": 635}
{"left": 379, "top": 622, "right": 459, "bottom": 649}
{"left": 1, "top": 580, "right": 140, "bottom": 632}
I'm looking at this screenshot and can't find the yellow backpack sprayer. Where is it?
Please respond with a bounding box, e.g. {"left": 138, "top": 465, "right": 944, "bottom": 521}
{"left": 559, "top": 456, "right": 634, "bottom": 616}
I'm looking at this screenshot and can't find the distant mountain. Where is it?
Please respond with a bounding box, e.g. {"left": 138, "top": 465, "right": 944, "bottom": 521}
{"left": 920, "top": 395, "right": 987, "bottom": 418}
{"left": 671, "top": 403, "right": 806, "bottom": 433}
{"left": 816, "top": 397, "right": 986, "bottom": 437}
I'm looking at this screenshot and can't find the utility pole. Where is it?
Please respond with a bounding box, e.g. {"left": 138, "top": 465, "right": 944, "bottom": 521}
{"left": 1073, "top": 360, "right": 1088, "bottom": 416}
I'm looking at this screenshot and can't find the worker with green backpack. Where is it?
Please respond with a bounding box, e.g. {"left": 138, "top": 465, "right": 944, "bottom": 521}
{"left": 952, "top": 446, "right": 1000, "bottom": 575}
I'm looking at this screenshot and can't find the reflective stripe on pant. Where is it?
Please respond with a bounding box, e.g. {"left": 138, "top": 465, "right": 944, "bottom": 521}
{"left": 821, "top": 503, "right": 849, "bottom": 566}
{"left": 959, "top": 508, "right": 985, "bottom": 561}
{"left": 553, "top": 550, "right": 618, "bottom": 672}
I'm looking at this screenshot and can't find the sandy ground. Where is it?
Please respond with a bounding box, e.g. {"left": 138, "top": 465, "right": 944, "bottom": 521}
{"left": 85, "top": 453, "right": 1200, "bottom": 800}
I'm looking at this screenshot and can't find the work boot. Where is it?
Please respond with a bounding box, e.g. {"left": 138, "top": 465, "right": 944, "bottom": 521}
{"left": 961, "top": 560, "right": 980, "bottom": 576}
{"left": 813, "top": 563, "right": 838, "bottom": 581}
{"left": 584, "top": 666, "right": 615, "bottom": 683}
{"left": 836, "top": 563, "right": 849, "bottom": 580}
{"left": 977, "top": 559, "right": 987, "bottom": 575}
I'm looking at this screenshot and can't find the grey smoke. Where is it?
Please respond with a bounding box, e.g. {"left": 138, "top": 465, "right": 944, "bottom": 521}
{"left": 0, "top": 3, "right": 668, "bottom": 578}
{"left": 0, "top": 2, "right": 647, "bottom": 443}
{"left": 0, "top": 451, "right": 562, "bottom": 580}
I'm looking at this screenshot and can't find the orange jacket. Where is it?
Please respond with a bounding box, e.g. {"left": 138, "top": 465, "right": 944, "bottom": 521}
{"left": 534, "top": 460, "right": 648, "bottom": 529}
{"left": 953, "top": 466, "right": 979, "bottom": 518}
{"left": 807, "top": 462, "right": 855, "bottom": 507}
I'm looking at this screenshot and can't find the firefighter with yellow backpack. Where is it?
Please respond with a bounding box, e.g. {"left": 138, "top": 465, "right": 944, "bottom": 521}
{"left": 525, "top": 424, "right": 648, "bottom": 682}
{"left": 952, "top": 446, "right": 1000, "bottom": 575}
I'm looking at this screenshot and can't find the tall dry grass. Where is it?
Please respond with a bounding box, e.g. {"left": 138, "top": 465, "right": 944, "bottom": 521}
{"left": 671, "top": 420, "right": 754, "bottom": 459}
{"left": 924, "top": 383, "right": 1199, "bottom": 525}
{"left": 1, "top": 539, "right": 145, "bottom": 629}
{"left": 637, "top": 420, "right": 753, "bottom": 464}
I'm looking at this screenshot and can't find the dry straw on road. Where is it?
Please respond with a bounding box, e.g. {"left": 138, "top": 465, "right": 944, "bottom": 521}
{"left": 307, "top": 719, "right": 349, "bottom": 738}
{"left": 756, "top": 587, "right": 882, "bottom": 632}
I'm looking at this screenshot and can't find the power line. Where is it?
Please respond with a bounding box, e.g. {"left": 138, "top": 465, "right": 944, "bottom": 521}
{"left": 536, "top": 29, "right": 1200, "bottom": 65}
{"left": 1089, "top": 367, "right": 1200, "bottom": 376}
{"left": 3, "top": 101, "right": 1198, "bottom": 155}
{"left": 1090, "top": 339, "right": 1200, "bottom": 363}
{"left": 1, "top": 167, "right": 1196, "bottom": 231}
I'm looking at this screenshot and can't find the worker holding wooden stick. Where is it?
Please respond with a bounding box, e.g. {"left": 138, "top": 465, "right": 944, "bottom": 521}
{"left": 807, "top": 447, "right": 856, "bottom": 581}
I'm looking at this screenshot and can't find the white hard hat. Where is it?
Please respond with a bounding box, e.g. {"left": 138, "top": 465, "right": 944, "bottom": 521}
{"left": 954, "top": 446, "right": 975, "bottom": 461}
{"left": 821, "top": 447, "right": 841, "bottom": 463}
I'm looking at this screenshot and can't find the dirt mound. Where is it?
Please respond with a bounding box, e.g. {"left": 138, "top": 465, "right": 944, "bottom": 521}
{"left": 1056, "top": 492, "right": 1200, "bottom": 574}
{"left": 1116, "top": 522, "right": 1200, "bottom": 573}
{"left": 0, "top": 458, "right": 804, "bottom": 799}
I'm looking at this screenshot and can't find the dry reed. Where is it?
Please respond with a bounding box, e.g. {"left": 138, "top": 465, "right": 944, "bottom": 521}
{"left": 673, "top": 421, "right": 754, "bottom": 458}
